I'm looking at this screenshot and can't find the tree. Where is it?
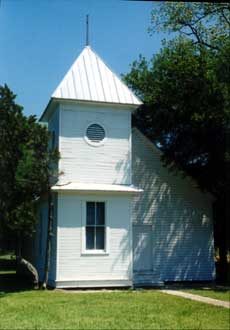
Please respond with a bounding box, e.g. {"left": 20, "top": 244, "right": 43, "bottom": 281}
{"left": 124, "top": 3, "right": 230, "bottom": 281}
{"left": 149, "top": 2, "right": 230, "bottom": 51}
{"left": 0, "top": 85, "right": 58, "bottom": 286}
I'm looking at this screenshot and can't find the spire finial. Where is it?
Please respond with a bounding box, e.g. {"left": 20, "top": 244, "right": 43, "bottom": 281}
{"left": 86, "top": 14, "right": 89, "bottom": 46}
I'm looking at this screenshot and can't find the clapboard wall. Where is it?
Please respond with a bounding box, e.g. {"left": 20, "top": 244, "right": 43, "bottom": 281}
{"left": 34, "top": 200, "right": 48, "bottom": 282}
{"left": 58, "top": 102, "right": 132, "bottom": 185}
{"left": 55, "top": 193, "right": 132, "bottom": 287}
{"left": 132, "top": 128, "right": 215, "bottom": 283}
{"left": 34, "top": 196, "right": 57, "bottom": 284}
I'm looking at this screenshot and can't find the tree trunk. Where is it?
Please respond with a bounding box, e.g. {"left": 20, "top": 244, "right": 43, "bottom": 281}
{"left": 42, "top": 186, "right": 53, "bottom": 289}
{"left": 17, "top": 256, "right": 39, "bottom": 289}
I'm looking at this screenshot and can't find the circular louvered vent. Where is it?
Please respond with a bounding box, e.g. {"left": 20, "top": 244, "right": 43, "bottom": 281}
{"left": 86, "top": 124, "right": 106, "bottom": 145}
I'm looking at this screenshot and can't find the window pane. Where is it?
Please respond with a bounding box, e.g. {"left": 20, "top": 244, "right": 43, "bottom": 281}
{"left": 86, "top": 227, "right": 95, "bottom": 249}
{"left": 96, "top": 202, "right": 105, "bottom": 225}
{"left": 96, "top": 227, "right": 105, "bottom": 250}
{"left": 86, "top": 202, "right": 95, "bottom": 225}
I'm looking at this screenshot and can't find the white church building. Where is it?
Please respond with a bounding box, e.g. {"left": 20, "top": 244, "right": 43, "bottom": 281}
{"left": 36, "top": 45, "right": 215, "bottom": 288}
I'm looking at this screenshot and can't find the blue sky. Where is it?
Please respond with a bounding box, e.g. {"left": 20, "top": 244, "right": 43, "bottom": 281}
{"left": 0, "top": 0, "right": 166, "bottom": 118}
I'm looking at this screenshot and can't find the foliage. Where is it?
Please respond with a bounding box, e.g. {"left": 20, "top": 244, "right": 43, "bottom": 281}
{"left": 149, "top": 2, "right": 230, "bottom": 51}
{"left": 0, "top": 290, "right": 229, "bottom": 329}
{"left": 0, "top": 85, "right": 58, "bottom": 239}
{"left": 124, "top": 2, "right": 230, "bottom": 278}
{"left": 125, "top": 37, "right": 229, "bottom": 198}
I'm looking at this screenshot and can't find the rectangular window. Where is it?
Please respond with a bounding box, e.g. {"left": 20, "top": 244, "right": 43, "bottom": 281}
{"left": 86, "top": 202, "right": 105, "bottom": 250}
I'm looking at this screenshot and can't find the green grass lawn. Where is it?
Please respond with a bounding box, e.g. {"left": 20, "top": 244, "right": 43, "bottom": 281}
{"left": 183, "top": 289, "right": 230, "bottom": 302}
{"left": 0, "top": 254, "right": 229, "bottom": 329}
{"left": 0, "top": 289, "right": 229, "bottom": 330}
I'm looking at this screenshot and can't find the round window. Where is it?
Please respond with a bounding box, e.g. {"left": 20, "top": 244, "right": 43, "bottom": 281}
{"left": 86, "top": 123, "right": 106, "bottom": 145}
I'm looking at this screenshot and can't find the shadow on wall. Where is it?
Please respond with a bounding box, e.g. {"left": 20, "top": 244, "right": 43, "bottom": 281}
{"left": 113, "top": 151, "right": 131, "bottom": 185}
{"left": 130, "top": 130, "right": 215, "bottom": 282}
{"left": 110, "top": 224, "right": 132, "bottom": 279}
{"left": 60, "top": 127, "right": 132, "bottom": 185}
{"left": 51, "top": 128, "right": 215, "bottom": 282}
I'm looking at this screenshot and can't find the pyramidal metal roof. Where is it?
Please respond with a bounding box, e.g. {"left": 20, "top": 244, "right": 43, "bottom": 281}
{"left": 52, "top": 46, "right": 142, "bottom": 106}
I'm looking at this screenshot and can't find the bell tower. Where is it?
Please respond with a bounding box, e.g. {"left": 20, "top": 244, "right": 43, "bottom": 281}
{"left": 40, "top": 45, "right": 142, "bottom": 186}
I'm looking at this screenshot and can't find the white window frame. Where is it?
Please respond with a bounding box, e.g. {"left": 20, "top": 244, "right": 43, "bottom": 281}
{"left": 81, "top": 200, "right": 109, "bottom": 256}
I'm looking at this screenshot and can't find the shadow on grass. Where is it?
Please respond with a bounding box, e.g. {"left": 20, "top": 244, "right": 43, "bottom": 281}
{"left": 215, "top": 261, "right": 230, "bottom": 286}
{"left": 0, "top": 255, "right": 35, "bottom": 297}
{"left": 0, "top": 272, "right": 34, "bottom": 297}
{"left": 0, "top": 256, "right": 16, "bottom": 271}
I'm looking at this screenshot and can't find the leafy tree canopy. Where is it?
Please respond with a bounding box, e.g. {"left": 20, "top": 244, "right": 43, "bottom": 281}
{"left": 0, "top": 85, "right": 58, "bottom": 239}
{"left": 149, "top": 2, "right": 230, "bottom": 51}
{"left": 124, "top": 3, "right": 230, "bottom": 199}
{"left": 124, "top": 3, "right": 230, "bottom": 276}
{"left": 125, "top": 38, "right": 229, "bottom": 198}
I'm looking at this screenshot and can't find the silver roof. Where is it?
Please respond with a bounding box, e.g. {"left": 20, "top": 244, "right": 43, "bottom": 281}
{"left": 52, "top": 46, "right": 142, "bottom": 106}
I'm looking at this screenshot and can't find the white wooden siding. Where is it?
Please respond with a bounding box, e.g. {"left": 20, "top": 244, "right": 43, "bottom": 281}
{"left": 48, "top": 105, "right": 59, "bottom": 148}
{"left": 59, "top": 103, "right": 131, "bottom": 185}
{"left": 49, "top": 194, "right": 57, "bottom": 282}
{"left": 47, "top": 105, "right": 60, "bottom": 185}
{"left": 133, "top": 225, "right": 153, "bottom": 272}
{"left": 35, "top": 201, "right": 48, "bottom": 282}
{"left": 34, "top": 197, "right": 57, "bottom": 284}
{"left": 132, "top": 128, "right": 215, "bottom": 283}
{"left": 56, "top": 193, "right": 132, "bottom": 285}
